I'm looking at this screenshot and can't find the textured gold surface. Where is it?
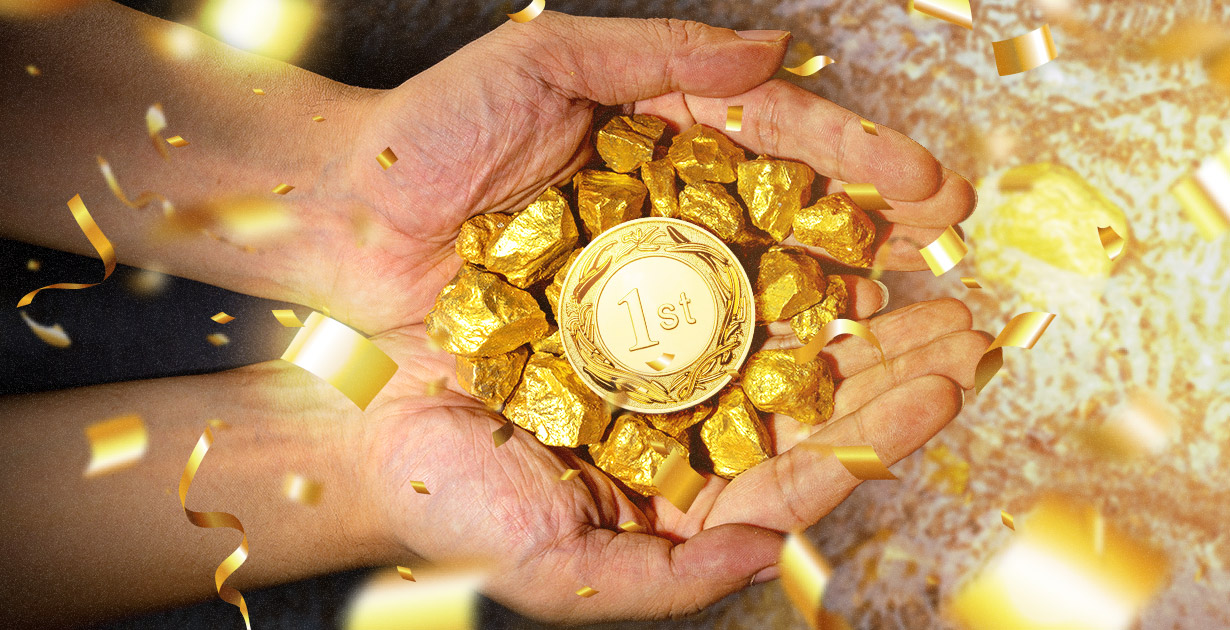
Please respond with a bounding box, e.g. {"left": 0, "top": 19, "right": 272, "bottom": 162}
{"left": 455, "top": 345, "right": 529, "bottom": 409}
{"left": 646, "top": 402, "right": 712, "bottom": 441}
{"left": 790, "top": 275, "right": 849, "bottom": 344}
{"left": 596, "top": 115, "right": 667, "bottom": 173}
{"left": 504, "top": 352, "right": 610, "bottom": 447}
{"left": 667, "top": 124, "right": 747, "bottom": 185}
{"left": 530, "top": 328, "right": 564, "bottom": 355}
{"left": 702, "top": 386, "right": 773, "bottom": 478}
{"left": 455, "top": 212, "right": 511, "bottom": 266}
{"left": 737, "top": 157, "right": 816, "bottom": 241}
{"left": 679, "top": 181, "right": 746, "bottom": 242}
{"left": 793, "top": 192, "right": 878, "bottom": 268}
{"left": 545, "top": 249, "right": 581, "bottom": 321}
{"left": 574, "top": 170, "right": 647, "bottom": 238}
{"left": 641, "top": 158, "right": 680, "bottom": 218}
{"left": 424, "top": 265, "right": 549, "bottom": 357}
{"left": 755, "top": 246, "right": 827, "bottom": 322}
{"left": 588, "top": 414, "right": 687, "bottom": 496}
{"left": 742, "top": 348, "right": 836, "bottom": 425}
{"left": 480, "top": 187, "right": 579, "bottom": 287}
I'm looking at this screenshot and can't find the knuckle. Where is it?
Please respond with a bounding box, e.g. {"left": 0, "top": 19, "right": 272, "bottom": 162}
{"left": 756, "top": 80, "right": 793, "bottom": 155}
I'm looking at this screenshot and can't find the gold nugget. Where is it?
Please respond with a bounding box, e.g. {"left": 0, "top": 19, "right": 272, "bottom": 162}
{"left": 737, "top": 157, "right": 815, "bottom": 241}
{"left": 646, "top": 403, "right": 713, "bottom": 441}
{"left": 793, "top": 193, "right": 877, "bottom": 268}
{"left": 455, "top": 346, "right": 529, "bottom": 409}
{"left": 574, "top": 170, "right": 647, "bottom": 238}
{"left": 755, "top": 246, "right": 827, "bottom": 322}
{"left": 530, "top": 328, "right": 565, "bottom": 355}
{"left": 641, "top": 158, "right": 680, "bottom": 218}
{"left": 589, "top": 414, "right": 687, "bottom": 495}
{"left": 504, "top": 353, "right": 610, "bottom": 447}
{"left": 424, "top": 266, "right": 549, "bottom": 357}
{"left": 790, "top": 276, "right": 849, "bottom": 344}
{"left": 546, "top": 249, "right": 581, "bottom": 320}
{"left": 596, "top": 115, "right": 668, "bottom": 173}
{"left": 484, "top": 187, "right": 578, "bottom": 287}
{"left": 702, "top": 386, "right": 773, "bottom": 478}
{"left": 679, "top": 182, "right": 746, "bottom": 242}
{"left": 742, "top": 348, "right": 836, "bottom": 426}
{"left": 667, "top": 124, "right": 747, "bottom": 185}
{"left": 455, "top": 213, "right": 512, "bottom": 266}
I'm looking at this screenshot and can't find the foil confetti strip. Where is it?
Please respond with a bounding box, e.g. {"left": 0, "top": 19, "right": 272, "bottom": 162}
{"left": 146, "top": 103, "right": 171, "bottom": 160}
{"left": 645, "top": 352, "right": 675, "bottom": 372}
{"left": 272, "top": 309, "right": 304, "bottom": 327}
{"left": 992, "top": 24, "right": 1058, "bottom": 76}
{"left": 206, "top": 333, "right": 230, "bottom": 346}
{"left": 98, "top": 156, "right": 174, "bottom": 213}
{"left": 650, "top": 450, "right": 706, "bottom": 513}
{"left": 841, "top": 183, "right": 893, "bottom": 211}
{"left": 283, "top": 473, "right": 323, "bottom": 505}
{"left": 377, "top": 147, "right": 398, "bottom": 170}
{"left": 791, "top": 319, "right": 886, "bottom": 368}
{"left": 912, "top": 0, "right": 973, "bottom": 30}
{"left": 960, "top": 276, "right": 982, "bottom": 289}
{"left": 1098, "top": 225, "right": 1125, "bottom": 261}
{"left": 919, "top": 225, "right": 968, "bottom": 276}
{"left": 780, "top": 531, "right": 832, "bottom": 630}
{"left": 271, "top": 183, "right": 295, "bottom": 195}
{"left": 576, "top": 586, "right": 598, "bottom": 597}
{"left": 211, "top": 312, "right": 235, "bottom": 324}
{"left": 1086, "top": 390, "right": 1177, "bottom": 459}
{"left": 396, "top": 566, "right": 415, "bottom": 581}
{"left": 279, "top": 312, "right": 398, "bottom": 410}
{"left": 84, "top": 414, "right": 148, "bottom": 477}
{"left": 343, "top": 567, "right": 482, "bottom": 630}
{"left": 507, "top": 0, "right": 545, "bottom": 23}
{"left": 252, "top": 88, "right": 265, "bottom": 95}
{"left": 1001, "top": 510, "right": 1016, "bottom": 530}
{"left": 974, "top": 311, "right": 1056, "bottom": 394}
{"left": 27, "top": 259, "right": 40, "bottom": 271}
{"left": 20, "top": 311, "right": 71, "bottom": 348}
{"left": 783, "top": 55, "right": 836, "bottom": 76}
{"left": 859, "top": 119, "right": 878, "bottom": 135}
{"left": 492, "top": 420, "right": 515, "bottom": 448}
{"left": 618, "top": 521, "right": 646, "bottom": 533}
{"left": 26, "top": 64, "right": 40, "bottom": 76}
{"left": 560, "top": 469, "right": 581, "bottom": 481}
{"left": 178, "top": 426, "right": 252, "bottom": 630}
{"left": 17, "top": 195, "right": 115, "bottom": 307}
{"left": 829, "top": 445, "right": 898, "bottom": 480}
{"left": 410, "top": 480, "right": 430, "bottom": 495}
{"left": 166, "top": 135, "right": 189, "bottom": 147}
{"left": 1170, "top": 146, "right": 1230, "bottom": 240}
{"left": 312, "top": 115, "right": 325, "bottom": 122}
{"left": 726, "top": 105, "right": 743, "bottom": 132}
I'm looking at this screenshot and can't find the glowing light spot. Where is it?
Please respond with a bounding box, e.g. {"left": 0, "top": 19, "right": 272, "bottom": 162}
{"left": 201, "top": 0, "right": 316, "bottom": 61}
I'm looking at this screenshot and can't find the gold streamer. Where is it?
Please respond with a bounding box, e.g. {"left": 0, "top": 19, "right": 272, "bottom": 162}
{"left": 645, "top": 352, "right": 675, "bottom": 372}
{"left": 650, "top": 450, "right": 706, "bottom": 513}
{"left": 147, "top": 103, "right": 171, "bottom": 160}
{"left": 283, "top": 473, "right": 323, "bottom": 505}
{"left": 575, "top": 586, "right": 598, "bottom": 598}
{"left": 410, "top": 480, "right": 430, "bottom": 495}
{"left": 784, "top": 55, "right": 836, "bottom": 77}
{"left": 1098, "top": 225, "right": 1125, "bottom": 261}
{"left": 912, "top": 0, "right": 973, "bottom": 30}
{"left": 792, "top": 319, "right": 886, "bottom": 368}
{"left": 725, "top": 105, "right": 743, "bottom": 132}
{"left": 560, "top": 469, "right": 581, "bottom": 481}
{"left": 272, "top": 309, "right": 304, "bottom": 327}
{"left": 20, "top": 311, "right": 71, "bottom": 348}
{"left": 17, "top": 195, "right": 115, "bottom": 307}
{"left": 961, "top": 277, "right": 982, "bottom": 289}
{"left": 271, "top": 183, "right": 295, "bottom": 195}
{"left": 992, "top": 24, "right": 1058, "bottom": 76}
{"left": 166, "top": 135, "right": 189, "bottom": 148}
{"left": 280, "top": 312, "right": 398, "bottom": 410}
{"left": 507, "top": 0, "right": 545, "bottom": 23}
{"left": 974, "top": 312, "right": 1056, "bottom": 394}
{"left": 780, "top": 530, "right": 832, "bottom": 630}
{"left": 830, "top": 445, "right": 897, "bottom": 480}
{"left": 492, "top": 421, "right": 515, "bottom": 448}
{"left": 841, "top": 183, "right": 893, "bottom": 211}
{"left": 396, "top": 566, "right": 415, "bottom": 581}
{"left": 252, "top": 88, "right": 265, "bottom": 95}
{"left": 211, "top": 312, "right": 235, "bottom": 324}
{"left": 1171, "top": 146, "right": 1230, "bottom": 241}
{"left": 618, "top": 521, "right": 646, "bottom": 533}
{"left": 84, "top": 414, "right": 147, "bottom": 477}
{"left": 206, "top": 333, "right": 230, "bottom": 346}
{"left": 919, "top": 225, "right": 968, "bottom": 276}
{"left": 1001, "top": 510, "right": 1016, "bottom": 530}
{"left": 178, "top": 426, "right": 252, "bottom": 630}
{"left": 26, "top": 64, "right": 40, "bottom": 76}
{"left": 859, "top": 119, "right": 878, "bottom": 135}
{"left": 312, "top": 115, "right": 325, "bottom": 122}
{"left": 377, "top": 147, "right": 398, "bottom": 170}
{"left": 98, "top": 156, "right": 174, "bottom": 213}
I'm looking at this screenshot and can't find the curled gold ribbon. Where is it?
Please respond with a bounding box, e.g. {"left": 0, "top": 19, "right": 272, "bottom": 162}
{"left": 919, "top": 225, "right": 968, "bottom": 276}
{"left": 377, "top": 147, "right": 398, "bottom": 170}
{"left": 17, "top": 195, "right": 115, "bottom": 307}
{"left": 507, "top": 0, "right": 545, "bottom": 23}
{"left": 992, "top": 24, "right": 1058, "bottom": 76}
{"left": 912, "top": 0, "right": 973, "bottom": 30}
{"left": 1098, "top": 225, "right": 1125, "bottom": 261}
{"left": 792, "top": 319, "right": 886, "bottom": 368}
{"left": 974, "top": 311, "right": 1056, "bottom": 393}
{"left": 98, "top": 156, "right": 175, "bottom": 214}
{"left": 179, "top": 426, "right": 252, "bottom": 630}
{"left": 84, "top": 414, "right": 147, "bottom": 477}
{"left": 280, "top": 312, "right": 398, "bottom": 410}
{"left": 780, "top": 531, "right": 832, "bottom": 630}
{"left": 725, "top": 106, "right": 743, "bottom": 132}
{"left": 1001, "top": 510, "right": 1016, "bottom": 530}
{"left": 651, "top": 450, "right": 706, "bottom": 513}
{"left": 841, "top": 183, "right": 893, "bottom": 211}
{"left": 1171, "top": 146, "right": 1230, "bottom": 241}
{"left": 859, "top": 119, "right": 878, "bottom": 135}
{"left": 784, "top": 55, "right": 836, "bottom": 76}
{"left": 271, "top": 309, "right": 304, "bottom": 327}
{"left": 492, "top": 420, "right": 515, "bottom": 448}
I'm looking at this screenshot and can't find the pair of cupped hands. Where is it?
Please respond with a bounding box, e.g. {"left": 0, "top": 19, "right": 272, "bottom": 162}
{"left": 317, "top": 11, "right": 988, "bottom": 623}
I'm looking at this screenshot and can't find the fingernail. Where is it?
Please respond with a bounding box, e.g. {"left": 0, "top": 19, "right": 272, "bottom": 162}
{"left": 736, "top": 30, "right": 791, "bottom": 42}
{"left": 871, "top": 278, "right": 891, "bottom": 313}
{"left": 751, "top": 564, "right": 780, "bottom": 585}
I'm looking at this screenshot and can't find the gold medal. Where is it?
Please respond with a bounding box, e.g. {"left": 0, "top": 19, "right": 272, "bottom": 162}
{"left": 558, "top": 218, "right": 756, "bottom": 413}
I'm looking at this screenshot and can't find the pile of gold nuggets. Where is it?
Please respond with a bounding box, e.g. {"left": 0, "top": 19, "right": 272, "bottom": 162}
{"left": 425, "top": 114, "right": 878, "bottom": 497}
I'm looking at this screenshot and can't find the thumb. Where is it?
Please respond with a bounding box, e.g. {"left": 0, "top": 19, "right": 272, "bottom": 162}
{"left": 489, "top": 12, "right": 791, "bottom": 105}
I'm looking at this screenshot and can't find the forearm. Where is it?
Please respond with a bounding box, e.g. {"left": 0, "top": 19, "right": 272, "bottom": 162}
{"left": 0, "top": 361, "right": 395, "bottom": 628}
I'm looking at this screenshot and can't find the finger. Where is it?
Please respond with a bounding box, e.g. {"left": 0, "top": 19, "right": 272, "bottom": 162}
{"left": 823, "top": 168, "right": 976, "bottom": 228}
{"left": 825, "top": 297, "right": 974, "bottom": 378}
{"left": 705, "top": 374, "right": 962, "bottom": 532}
{"left": 498, "top": 14, "right": 791, "bottom": 105}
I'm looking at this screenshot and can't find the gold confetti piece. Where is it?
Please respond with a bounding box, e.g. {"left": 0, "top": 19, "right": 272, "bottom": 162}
{"left": 576, "top": 586, "right": 598, "bottom": 597}
{"left": 25, "top": 64, "right": 40, "bottom": 76}
{"left": 859, "top": 119, "right": 878, "bottom": 135}
{"left": 1002, "top": 510, "right": 1016, "bottom": 530}
{"left": 281, "top": 312, "right": 398, "bottom": 410}
{"left": 650, "top": 450, "right": 707, "bottom": 513}
{"left": 271, "top": 183, "right": 295, "bottom": 195}
{"left": 507, "top": 0, "right": 545, "bottom": 23}
{"left": 377, "top": 147, "right": 398, "bottom": 170}
{"left": 20, "top": 311, "right": 71, "bottom": 348}
{"left": 645, "top": 352, "right": 675, "bottom": 372}
{"left": 492, "top": 421, "right": 514, "bottom": 448}
{"left": 17, "top": 195, "right": 115, "bottom": 308}
{"left": 912, "top": 0, "right": 973, "bottom": 30}
{"left": 791, "top": 319, "right": 886, "bottom": 368}
{"left": 560, "top": 469, "right": 581, "bottom": 481}
{"left": 992, "top": 24, "right": 1058, "bottom": 76}
{"left": 312, "top": 115, "right": 325, "bottom": 122}
{"left": 26, "top": 259, "right": 40, "bottom": 271}
{"left": 207, "top": 333, "right": 230, "bottom": 346}
{"left": 343, "top": 567, "right": 483, "bottom": 630}
{"left": 829, "top": 445, "right": 897, "bottom": 480}
{"left": 841, "top": 183, "right": 892, "bottom": 211}
{"left": 961, "top": 276, "right": 982, "bottom": 289}
{"left": 1171, "top": 146, "right": 1230, "bottom": 241}
{"left": 211, "top": 312, "right": 235, "bottom": 324}
{"left": 725, "top": 105, "right": 743, "bottom": 132}
{"left": 783, "top": 55, "right": 836, "bottom": 76}
{"left": 166, "top": 135, "right": 189, "bottom": 148}
{"left": 252, "top": 88, "right": 265, "bottom": 95}
{"left": 179, "top": 426, "right": 252, "bottom": 630}
{"left": 1084, "top": 390, "right": 1177, "bottom": 460}
{"left": 919, "top": 225, "right": 968, "bottom": 276}
{"left": 410, "top": 480, "right": 430, "bottom": 495}
{"left": 271, "top": 309, "right": 304, "bottom": 327}
{"left": 974, "top": 311, "right": 1056, "bottom": 394}
{"left": 97, "top": 156, "right": 175, "bottom": 214}
{"left": 84, "top": 414, "right": 147, "bottom": 477}
{"left": 396, "top": 566, "right": 415, "bottom": 581}
{"left": 424, "top": 377, "right": 447, "bottom": 396}
{"left": 146, "top": 103, "right": 171, "bottom": 160}
{"left": 208, "top": 419, "right": 231, "bottom": 431}
{"left": 1098, "top": 225, "right": 1125, "bottom": 261}
{"left": 283, "top": 473, "right": 322, "bottom": 505}
{"left": 618, "top": 521, "right": 646, "bottom": 533}
{"left": 780, "top": 531, "right": 832, "bottom": 630}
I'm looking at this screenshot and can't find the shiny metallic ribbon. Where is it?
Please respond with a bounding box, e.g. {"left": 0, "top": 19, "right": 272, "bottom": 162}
{"left": 859, "top": 119, "right": 878, "bottom": 135}
{"left": 651, "top": 450, "right": 706, "bottom": 513}
{"left": 725, "top": 106, "right": 743, "bottom": 132}
{"left": 1171, "top": 146, "right": 1230, "bottom": 241}
{"left": 992, "top": 24, "right": 1058, "bottom": 76}
{"left": 507, "top": 0, "right": 545, "bottom": 23}
{"left": 974, "top": 311, "right": 1056, "bottom": 393}
{"left": 17, "top": 195, "right": 115, "bottom": 307}
{"left": 841, "top": 183, "right": 893, "bottom": 211}
{"left": 280, "top": 312, "right": 398, "bottom": 410}
{"left": 912, "top": 0, "right": 973, "bottom": 30}
{"left": 377, "top": 147, "right": 398, "bottom": 170}
{"left": 780, "top": 531, "right": 832, "bottom": 630}
{"left": 919, "top": 225, "right": 968, "bottom": 276}
{"left": 791, "top": 319, "right": 886, "bottom": 368}
{"left": 783, "top": 55, "right": 836, "bottom": 76}
{"left": 1098, "top": 225, "right": 1125, "bottom": 261}
{"left": 84, "top": 414, "right": 147, "bottom": 477}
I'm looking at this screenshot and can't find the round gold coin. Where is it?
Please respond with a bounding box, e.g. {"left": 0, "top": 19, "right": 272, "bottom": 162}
{"left": 558, "top": 217, "right": 756, "bottom": 414}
